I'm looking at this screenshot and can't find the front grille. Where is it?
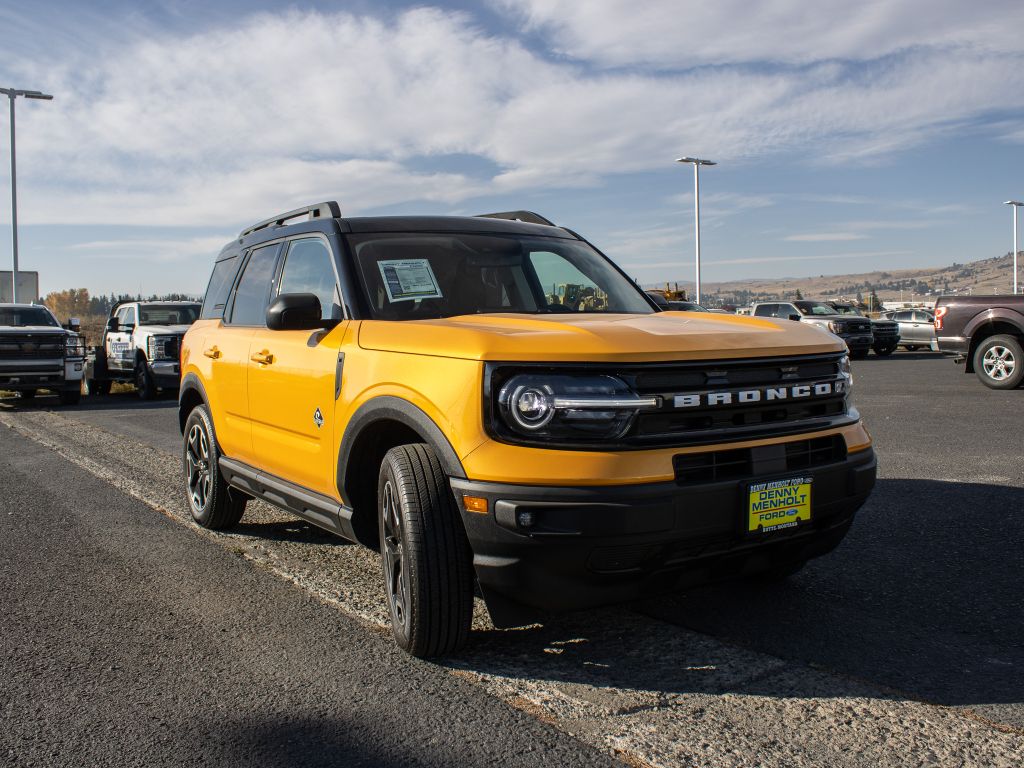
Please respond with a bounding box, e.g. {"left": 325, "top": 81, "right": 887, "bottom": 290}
{"left": 625, "top": 353, "right": 851, "bottom": 446}
{"left": 842, "top": 319, "right": 872, "bottom": 335}
{"left": 871, "top": 324, "right": 899, "bottom": 340}
{"left": 674, "top": 434, "right": 847, "bottom": 485}
{"left": 0, "top": 334, "right": 66, "bottom": 360}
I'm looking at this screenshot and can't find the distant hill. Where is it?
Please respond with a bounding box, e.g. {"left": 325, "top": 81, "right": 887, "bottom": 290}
{"left": 647, "top": 252, "right": 1021, "bottom": 307}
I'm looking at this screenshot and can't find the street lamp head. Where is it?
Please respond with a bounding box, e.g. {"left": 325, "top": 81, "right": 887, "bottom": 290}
{"left": 23, "top": 91, "right": 53, "bottom": 100}
{"left": 676, "top": 157, "right": 717, "bottom": 166}
{"left": 1005, "top": 200, "right": 1024, "bottom": 207}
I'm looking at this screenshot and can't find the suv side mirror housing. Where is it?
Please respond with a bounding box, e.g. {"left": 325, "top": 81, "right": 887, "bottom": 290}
{"left": 267, "top": 293, "right": 323, "bottom": 331}
{"left": 106, "top": 317, "right": 119, "bottom": 332}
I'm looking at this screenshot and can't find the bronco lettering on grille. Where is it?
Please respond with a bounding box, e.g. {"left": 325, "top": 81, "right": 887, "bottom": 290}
{"left": 673, "top": 380, "right": 846, "bottom": 408}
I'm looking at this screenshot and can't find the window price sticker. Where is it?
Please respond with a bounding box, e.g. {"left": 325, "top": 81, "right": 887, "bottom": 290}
{"left": 377, "top": 259, "right": 443, "bottom": 303}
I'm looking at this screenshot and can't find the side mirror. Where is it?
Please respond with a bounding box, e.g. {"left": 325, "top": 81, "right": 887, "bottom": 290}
{"left": 787, "top": 313, "right": 801, "bottom": 321}
{"left": 106, "top": 317, "right": 119, "bottom": 332}
{"left": 66, "top": 317, "right": 81, "bottom": 331}
{"left": 267, "top": 293, "right": 323, "bottom": 331}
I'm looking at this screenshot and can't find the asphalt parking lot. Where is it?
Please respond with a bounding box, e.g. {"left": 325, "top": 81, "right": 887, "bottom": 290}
{"left": 1, "top": 351, "right": 1022, "bottom": 766}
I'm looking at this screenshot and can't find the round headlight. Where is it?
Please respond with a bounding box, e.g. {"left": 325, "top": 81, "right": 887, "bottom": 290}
{"left": 509, "top": 385, "right": 554, "bottom": 430}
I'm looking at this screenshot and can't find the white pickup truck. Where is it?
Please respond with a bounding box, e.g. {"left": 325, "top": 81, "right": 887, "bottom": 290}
{"left": 0, "top": 303, "right": 85, "bottom": 404}
{"left": 86, "top": 301, "right": 200, "bottom": 398}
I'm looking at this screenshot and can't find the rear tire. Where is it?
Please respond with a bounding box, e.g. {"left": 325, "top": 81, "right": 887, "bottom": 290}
{"left": 973, "top": 334, "right": 1024, "bottom": 390}
{"left": 905, "top": 345, "right": 919, "bottom": 352}
{"left": 183, "top": 405, "right": 246, "bottom": 529}
{"left": 19, "top": 389, "right": 36, "bottom": 400}
{"left": 87, "top": 379, "right": 112, "bottom": 396}
{"left": 59, "top": 389, "right": 82, "bottom": 405}
{"left": 378, "top": 443, "right": 474, "bottom": 658}
{"left": 872, "top": 345, "right": 895, "bottom": 356}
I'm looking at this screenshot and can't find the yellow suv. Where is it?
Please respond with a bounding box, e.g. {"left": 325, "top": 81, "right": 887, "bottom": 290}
{"left": 179, "top": 202, "right": 876, "bottom": 657}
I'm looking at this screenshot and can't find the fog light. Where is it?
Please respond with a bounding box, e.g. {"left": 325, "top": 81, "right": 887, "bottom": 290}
{"left": 517, "top": 510, "right": 535, "bottom": 528}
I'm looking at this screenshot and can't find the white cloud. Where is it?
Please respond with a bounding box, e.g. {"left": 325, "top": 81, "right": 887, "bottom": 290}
{"left": 0, "top": 4, "right": 1022, "bottom": 230}
{"left": 493, "top": 0, "right": 1024, "bottom": 68}
{"left": 784, "top": 233, "right": 868, "bottom": 242}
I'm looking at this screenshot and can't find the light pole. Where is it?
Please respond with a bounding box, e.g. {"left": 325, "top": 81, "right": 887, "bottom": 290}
{"left": 2, "top": 87, "right": 53, "bottom": 303}
{"left": 676, "top": 157, "right": 715, "bottom": 305}
{"left": 1005, "top": 200, "right": 1023, "bottom": 295}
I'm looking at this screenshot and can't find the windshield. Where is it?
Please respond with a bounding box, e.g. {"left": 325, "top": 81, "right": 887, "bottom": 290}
{"left": 350, "top": 233, "right": 653, "bottom": 320}
{"left": 831, "top": 305, "right": 864, "bottom": 316}
{"left": 138, "top": 304, "right": 200, "bottom": 325}
{"left": 0, "top": 306, "right": 59, "bottom": 327}
{"left": 671, "top": 301, "right": 708, "bottom": 312}
{"left": 795, "top": 301, "right": 838, "bottom": 316}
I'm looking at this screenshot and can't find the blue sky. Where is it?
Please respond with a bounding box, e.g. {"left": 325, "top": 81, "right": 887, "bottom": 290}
{"left": 1, "top": 0, "right": 1023, "bottom": 297}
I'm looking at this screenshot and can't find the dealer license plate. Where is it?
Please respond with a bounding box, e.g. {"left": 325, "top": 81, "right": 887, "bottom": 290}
{"left": 747, "top": 476, "right": 812, "bottom": 534}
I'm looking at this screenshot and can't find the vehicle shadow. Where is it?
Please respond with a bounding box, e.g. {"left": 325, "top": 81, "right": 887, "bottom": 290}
{"left": 233, "top": 518, "right": 356, "bottom": 546}
{"left": 0, "top": 391, "right": 177, "bottom": 412}
{"left": 451, "top": 479, "right": 1024, "bottom": 711}
{"left": 857, "top": 351, "right": 944, "bottom": 362}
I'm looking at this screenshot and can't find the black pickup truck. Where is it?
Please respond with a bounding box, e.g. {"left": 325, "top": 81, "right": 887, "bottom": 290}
{"left": 934, "top": 294, "right": 1024, "bottom": 389}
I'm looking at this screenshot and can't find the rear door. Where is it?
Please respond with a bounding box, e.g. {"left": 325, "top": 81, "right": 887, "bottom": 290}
{"left": 247, "top": 235, "right": 348, "bottom": 497}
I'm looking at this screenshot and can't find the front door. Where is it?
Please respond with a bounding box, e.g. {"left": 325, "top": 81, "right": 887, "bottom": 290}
{"left": 247, "top": 236, "right": 348, "bottom": 497}
{"left": 107, "top": 305, "right": 135, "bottom": 371}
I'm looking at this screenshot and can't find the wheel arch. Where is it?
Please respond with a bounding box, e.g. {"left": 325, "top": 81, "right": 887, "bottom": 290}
{"left": 337, "top": 396, "right": 466, "bottom": 549}
{"left": 178, "top": 373, "right": 210, "bottom": 434}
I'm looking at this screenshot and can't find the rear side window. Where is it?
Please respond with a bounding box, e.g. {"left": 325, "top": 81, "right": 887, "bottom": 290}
{"left": 201, "top": 256, "right": 239, "bottom": 319}
{"left": 753, "top": 304, "right": 776, "bottom": 317}
{"left": 278, "top": 238, "right": 343, "bottom": 320}
{"left": 229, "top": 245, "right": 280, "bottom": 326}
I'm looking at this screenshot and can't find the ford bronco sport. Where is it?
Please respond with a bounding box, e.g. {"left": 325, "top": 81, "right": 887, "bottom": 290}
{"left": 179, "top": 203, "right": 876, "bottom": 658}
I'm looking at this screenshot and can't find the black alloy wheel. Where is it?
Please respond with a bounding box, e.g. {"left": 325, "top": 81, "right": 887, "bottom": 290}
{"left": 182, "top": 405, "right": 246, "bottom": 529}
{"left": 377, "top": 443, "right": 474, "bottom": 658}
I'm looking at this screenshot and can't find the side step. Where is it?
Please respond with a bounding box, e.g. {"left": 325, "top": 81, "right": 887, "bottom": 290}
{"left": 219, "top": 456, "right": 357, "bottom": 542}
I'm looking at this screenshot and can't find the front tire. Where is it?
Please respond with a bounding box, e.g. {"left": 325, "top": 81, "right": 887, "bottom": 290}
{"left": 850, "top": 348, "right": 870, "bottom": 360}
{"left": 973, "top": 335, "right": 1024, "bottom": 390}
{"left": 19, "top": 389, "right": 36, "bottom": 400}
{"left": 182, "top": 405, "right": 246, "bottom": 529}
{"left": 135, "top": 357, "right": 157, "bottom": 400}
{"left": 378, "top": 443, "right": 474, "bottom": 658}
{"left": 905, "top": 345, "right": 919, "bottom": 352}
{"left": 872, "top": 345, "right": 895, "bottom": 356}
{"left": 87, "top": 378, "right": 112, "bottom": 396}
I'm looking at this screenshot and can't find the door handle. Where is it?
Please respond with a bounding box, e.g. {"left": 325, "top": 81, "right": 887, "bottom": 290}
{"left": 250, "top": 350, "right": 275, "bottom": 365}
{"left": 203, "top": 346, "right": 221, "bottom": 359}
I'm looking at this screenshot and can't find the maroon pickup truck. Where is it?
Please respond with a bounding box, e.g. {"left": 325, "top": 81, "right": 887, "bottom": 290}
{"left": 934, "top": 294, "right": 1024, "bottom": 389}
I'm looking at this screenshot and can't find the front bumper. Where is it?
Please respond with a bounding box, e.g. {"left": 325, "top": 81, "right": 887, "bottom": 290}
{"left": 840, "top": 334, "right": 873, "bottom": 351}
{"left": 149, "top": 360, "right": 182, "bottom": 388}
{"left": 452, "top": 446, "right": 876, "bottom": 627}
{"left": 0, "top": 358, "right": 83, "bottom": 390}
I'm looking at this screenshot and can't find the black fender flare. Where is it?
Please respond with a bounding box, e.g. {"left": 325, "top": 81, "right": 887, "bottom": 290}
{"left": 963, "top": 309, "right": 1024, "bottom": 341}
{"left": 336, "top": 396, "right": 466, "bottom": 498}
{"left": 178, "top": 372, "right": 211, "bottom": 433}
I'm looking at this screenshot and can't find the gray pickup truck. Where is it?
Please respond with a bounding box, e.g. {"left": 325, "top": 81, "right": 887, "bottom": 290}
{"left": 934, "top": 294, "right": 1024, "bottom": 389}
{"left": 752, "top": 300, "right": 874, "bottom": 358}
{"left": 0, "top": 303, "right": 85, "bottom": 404}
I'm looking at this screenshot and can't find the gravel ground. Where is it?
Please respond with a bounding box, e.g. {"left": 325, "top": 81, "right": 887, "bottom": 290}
{"left": 1, "top": 351, "right": 1022, "bottom": 767}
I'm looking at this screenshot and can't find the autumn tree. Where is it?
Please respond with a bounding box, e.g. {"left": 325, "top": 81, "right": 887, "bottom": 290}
{"left": 43, "top": 288, "right": 92, "bottom": 321}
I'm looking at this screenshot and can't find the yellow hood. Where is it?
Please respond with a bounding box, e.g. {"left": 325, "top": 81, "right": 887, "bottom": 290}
{"left": 357, "top": 312, "right": 845, "bottom": 362}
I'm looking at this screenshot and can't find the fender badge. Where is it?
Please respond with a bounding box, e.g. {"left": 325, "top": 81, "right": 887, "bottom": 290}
{"left": 313, "top": 408, "right": 324, "bottom": 429}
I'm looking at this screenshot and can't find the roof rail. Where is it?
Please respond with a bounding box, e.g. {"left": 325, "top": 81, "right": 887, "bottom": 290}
{"left": 240, "top": 201, "right": 342, "bottom": 238}
{"left": 475, "top": 210, "right": 555, "bottom": 227}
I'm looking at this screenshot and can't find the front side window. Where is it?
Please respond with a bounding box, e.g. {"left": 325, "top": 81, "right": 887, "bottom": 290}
{"left": 123, "top": 306, "right": 137, "bottom": 327}
{"left": 279, "top": 238, "right": 343, "bottom": 320}
{"left": 753, "top": 304, "right": 776, "bottom": 317}
{"left": 0, "top": 306, "right": 59, "bottom": 327}
{"left": 230, "top": 244, "right": 279, "bottom": 326}
{"left": 350, "top": 233, "right": 652, "bottom": 321}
